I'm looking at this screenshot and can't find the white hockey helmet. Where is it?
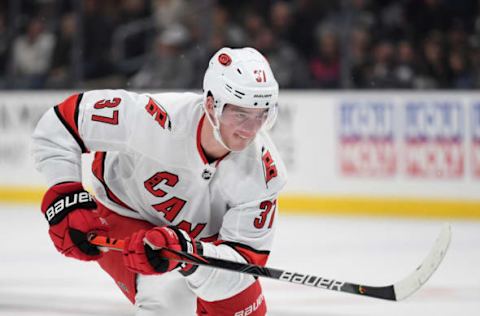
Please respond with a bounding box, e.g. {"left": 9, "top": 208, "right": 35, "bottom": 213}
{"left": 203, "top": 47, "right": 279, "bottom": 131}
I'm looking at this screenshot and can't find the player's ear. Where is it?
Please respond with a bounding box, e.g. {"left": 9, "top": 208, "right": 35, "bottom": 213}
{"left": 205, "top": 95, "right": 215, "bottom": 115}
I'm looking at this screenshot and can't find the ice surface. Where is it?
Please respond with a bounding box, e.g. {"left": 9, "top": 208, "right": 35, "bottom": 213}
{"left": 0, "top": 204, "right": 478, "bottom": 315}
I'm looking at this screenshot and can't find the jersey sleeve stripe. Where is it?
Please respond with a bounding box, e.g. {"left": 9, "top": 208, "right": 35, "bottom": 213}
{"left": 214, "top": 240, "right": 270, "bottom": 266}
{"left": 54, "top": 93, "right": 88, "bottom": 153}
{"left": 92, "top": 151, "right": 138, "bottom": 213}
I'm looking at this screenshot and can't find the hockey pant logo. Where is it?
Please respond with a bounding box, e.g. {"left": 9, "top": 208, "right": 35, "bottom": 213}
{"left": 234, "top": 293, "right": 264, "bottom": 316}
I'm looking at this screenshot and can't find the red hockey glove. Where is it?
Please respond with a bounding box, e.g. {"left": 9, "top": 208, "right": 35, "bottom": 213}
{"left": 41, "top": 182, "right": 109, "bottom": 261}
{"left": 123, "top": 226, "right": 201, "bottom": 276}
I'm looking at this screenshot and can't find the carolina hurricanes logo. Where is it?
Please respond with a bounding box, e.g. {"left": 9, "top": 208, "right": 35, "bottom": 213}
{"left": 145, "top": 98, "right": 172, "bottom": 130}
{"left": 262, "top": 147, "right": 278, "bottom": 185}
{"left": 254, "top": 69, "right": 267, "bottom": 83}
{"left": 218, "top": 53, "right": 232, "bottom": 66}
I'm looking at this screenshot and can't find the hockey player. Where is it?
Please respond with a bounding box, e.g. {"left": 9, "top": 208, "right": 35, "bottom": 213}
{"left": 32, "top": 47, "right": 286, "bottom": 315}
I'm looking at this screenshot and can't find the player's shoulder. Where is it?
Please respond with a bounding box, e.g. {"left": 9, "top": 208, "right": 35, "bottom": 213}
{"left": 80, "top": 90, "right": 202, "bottom": 112}
{"left": 145, "top": 92, "right": 203, "bottom": 128}
{"left": 80, "top": 90, "right": 202, "bottom": 130}
{"left": 138, "top": 92, "right": 204, "bottom": 138}
{"left": 80, "top": 89, "right": 146, "bottom": 107}
{"left": 220, "top": 132, "right": 287, "bottom": 205}
{"left": 147, "top": 91, "right": 203, "bottom": 111}
{"left": 123, "top": 91, "right": 203, "bottom": 160}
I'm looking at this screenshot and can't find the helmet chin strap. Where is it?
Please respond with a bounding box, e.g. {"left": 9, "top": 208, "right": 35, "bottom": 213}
{"left": 203, "top": 107, "right": 238, "bottom": 153}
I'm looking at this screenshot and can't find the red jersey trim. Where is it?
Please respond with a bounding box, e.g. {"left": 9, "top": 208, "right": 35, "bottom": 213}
{"left": 196, "top": 114, "right": 209, "bottom": 164}
{"left": 214, "top": 240, "right": 270, "bottom": 266}
{"left": 54, "top": 93, "right": 88, "bottom": 153}
{"left": 214, "top": 152, "right": 229, "bottom": 167}
{"left": 196, "top": 113, "right": 230, "bottom": 167}
{"left": 92, "top": 152, "right": 137, "bottom": 213}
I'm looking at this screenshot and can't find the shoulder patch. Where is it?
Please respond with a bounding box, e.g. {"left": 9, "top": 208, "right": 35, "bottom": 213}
{"left": 261, "top": 146, "right": 278, "bottom": 186}
{"left": 145, "top": 97, "right": 172, "bottom": 130}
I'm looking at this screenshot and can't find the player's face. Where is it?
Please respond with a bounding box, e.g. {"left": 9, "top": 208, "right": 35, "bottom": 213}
{"left": 218, "top": 104, "right": 268, "bottom": 151}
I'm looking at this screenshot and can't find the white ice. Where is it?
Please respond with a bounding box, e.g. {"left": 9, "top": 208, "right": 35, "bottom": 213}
{"left": 0, "top": 204, "right": 479, "bottom": 316}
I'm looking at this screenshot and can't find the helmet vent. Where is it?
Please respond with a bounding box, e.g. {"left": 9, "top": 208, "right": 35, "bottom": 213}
{"left": 237, "top": 68, "right": 242, "bottom": 74}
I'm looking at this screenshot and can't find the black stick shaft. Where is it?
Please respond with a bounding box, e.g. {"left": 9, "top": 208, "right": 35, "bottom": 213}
{"left": 90, "top": 235, "right": 396, "bottom": 300}
{"left": 161, "top": 247, "right": 396, "bottom": 300}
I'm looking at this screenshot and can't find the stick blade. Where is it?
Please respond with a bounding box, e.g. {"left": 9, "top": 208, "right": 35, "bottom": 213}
{"left": 393, "top": 223, "right": 451, "bottom": 301}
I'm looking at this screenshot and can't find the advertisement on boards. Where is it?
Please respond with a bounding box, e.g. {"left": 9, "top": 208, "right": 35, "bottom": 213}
{"left": 404, "top": 100, "right": 464, "bottom": 178}
{"left": 337, "top": 101, "right": 396, "bottom": 177}
{"left": 473, "top": 103, "right": 480, "bottom": 178}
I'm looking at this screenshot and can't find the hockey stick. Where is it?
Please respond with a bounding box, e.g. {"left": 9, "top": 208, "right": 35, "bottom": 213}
{"left": 89, "top": 223, "right": 451, "bottom": 301}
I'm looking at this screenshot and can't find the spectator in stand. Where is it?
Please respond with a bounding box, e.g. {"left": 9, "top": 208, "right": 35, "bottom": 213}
{"left": 367, "top": 40, "right": 398, "bottom": 88}
{"left": 153, "top": 0, "right": 189, "bottom": 30}
{"left": 82, "top": 0, "right": 115, "bottom": 80}
{"left": 254, "top": 27, "right": 309, "bottom": 89}
{"left": 112, "top": 0, "right": 154, "bottom": 77}
{"left": 407, "top": 0, "right": 450, "bottom": 41}
{"left": 417, "top": 32, "right": 449, "bottom": 88}
{"left": 0, "top": 13, "right": 8, "bottom": 88}
{"left": 471, "top": 5, "right": 480, "bottom": 88}
{"left": 446, "top": 21, "right": 469, "bottom": 53}
{"left": 334, "top": 0, "right": 376, "bottom": 35}
{"left": 393, "top": 40, "right": 417, "bottom": 89}
{"left": 243, "top": 10, "right": 266, "bottom": 46}
{"left": 470, "top": 45, "right": 480, "bottom": 88}
{"left": 119, "top": 0, "right": 151, "bottom": 24}
{"left": 309, "top": 28, "right": 341, "bottom": 88}
{"left": 448, "top": 49, "right": 474, "bottom": 89}
{"left": 443, "top": 21, "right": 475, "bottom": 89}
{"left": 188, "top": 29, "right": 227, "bottom": 88}
{"left": 288, "top": 0, "right": 322, "bottom": 59}
{"left": 47, "top": 13, "right": 76, "bottom": 89}
{"left": 349, "top": 27, "right": 371, "bottom": 88}
{"left": 117, "top": 0, "right": 152, "bottom": 60}
{"left": 376, "top": 0, "right": 409, "bottom": 41}
{"left": 269, "top": 1, "right": 295, "bottom": 46}
{"left": 211, "top": 4, "right": 246, "bottom": 47}
{"left": 130, "top": 24, "right": 195, "bottom": 89}
{"left": 11, "top": 17, "right": 55, "bottom": 89}
{"left": 1, "top": 0, "right": 480, "bottom": 90}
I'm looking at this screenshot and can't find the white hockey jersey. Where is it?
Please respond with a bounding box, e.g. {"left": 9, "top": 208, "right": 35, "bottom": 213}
{"left": 32, "top": 89, "right": 287, "bottom": 301}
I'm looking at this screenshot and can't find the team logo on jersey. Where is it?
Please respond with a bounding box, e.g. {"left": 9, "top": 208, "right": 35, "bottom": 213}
{"left": 145, "top": 98, "right": 172, "bottom": 130}
{"left": 261, "top": 147, "right": 278, "bottom": 185}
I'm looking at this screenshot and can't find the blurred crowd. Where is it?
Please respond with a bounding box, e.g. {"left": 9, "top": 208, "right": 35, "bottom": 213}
{"left": 1, "top": 0, "right": 480, "bottom": 90}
